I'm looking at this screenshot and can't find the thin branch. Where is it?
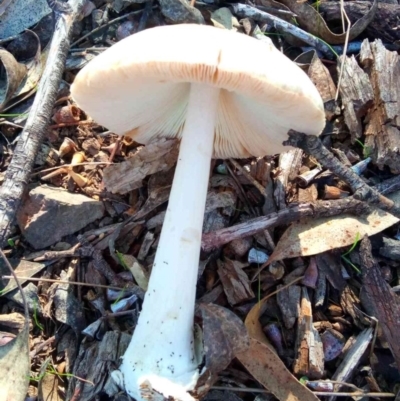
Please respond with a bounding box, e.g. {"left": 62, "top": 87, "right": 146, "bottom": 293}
{"left": 202, "top": 198, "right": 369, "bottom": 252}
{"left": 230, "top": 3, "right": 334, "bottom": 58}
{"left": 0, "top": 275, "right": 125, "bottom": 291}
{"left": 210, "top": 386, "right": 395, "bottom": 397}
{"left": 0, "top": 0, "right": 87, "bottom": 248}
{"left": 284, "top": 131, "right": 399, "bottom": 215}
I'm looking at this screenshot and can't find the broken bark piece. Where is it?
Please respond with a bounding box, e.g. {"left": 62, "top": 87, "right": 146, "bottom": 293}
{"left": 276, "top": 284, "right": 301, "bottom": 329}
{"left": 328, "top": 328, "right": 373, "bottom": 401}
{"left": 379, "top": 237, "right": 400, "bottom": 260}
{"left": 217, "top": 259, "right": 254, "bottom": 305}
{"left": 103, "top": 138, "right": 179, "bottom": 194}
{"left": 17, "top": 185, "right": 104, "bottom": 249}
{"left": 298, "top": 50, "right": 339, "bottom": 121}
{"left": 315, "top": 253, "right": 347, "bottom": 291}
{"left": 298, "top": 184, "right": 318, "bottom": 203}
{"left": 46, "top": 268, "right": 87, "bottom": 335}
{"left": 361, "top": 40, "right": 400, "bottom": 173}
{"left": 274, "top": 149, "right": 303, "bottom": 210}
{"left": 337, "top": 55, "right": 374, "bottom": 141}
{"left": 360, "top": 235, "right": 400, "bottom": 371}
{"left": 137, "top": 231, "right": 155, "bottom": 262}
{"left": 302, "top": 257, "right": 318, "bottom": 289}
{"left": 340, "top": 285, "right": 371, "bottom": 329}
{"left": 293, "top": 287, "right": 324, "bottom": 379}
{"left": 67, "top": 331, "right": 131, "bottom": 400}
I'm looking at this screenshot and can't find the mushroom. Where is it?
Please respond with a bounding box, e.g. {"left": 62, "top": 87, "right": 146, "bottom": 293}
{"left": 71, "top": 24, "right": 325, "bottom": 401}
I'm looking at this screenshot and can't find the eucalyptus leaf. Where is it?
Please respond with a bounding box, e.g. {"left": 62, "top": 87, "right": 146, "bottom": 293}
{"left": 0, "top": 48, "right": 27, "bottom": 111}
{"left": 0, "top": 318, "right": 30, "bottom": 401}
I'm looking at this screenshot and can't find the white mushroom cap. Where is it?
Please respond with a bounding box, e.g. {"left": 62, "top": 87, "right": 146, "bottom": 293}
{"left": 71, "top": 24, "right": 325, "bottom": 158}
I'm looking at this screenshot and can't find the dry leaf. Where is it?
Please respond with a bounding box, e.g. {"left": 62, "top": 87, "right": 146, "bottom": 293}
{"left": 243, "top": 280, "right": 324, "bottom": 400}
{"left": 0, "top": 322, "right": 30, "bottom": 401}
{"left": 38, "top": 358, "right": 62, "bottom": 401}
{"left": 121, "top": 254, "right": 149, "bottom": 291}
{"left": 245, "top": 295, "right": 274, "bottom": 345}
{"left": 15, "top": 30, "right": 46, "bottom": 97}
{"left": 0, "top": 258, "right": 46, "bottom": 295}
{"left": 236, "top": 338, "right": 320, "bottom": 401}
{"left": 0, "top": 48, "right": 27, "bottom": 111}
{"left": 279, "top": 0, "right": 377, "bottom": 45}
{"left": 268, "top": 209, "right": 398, "bottom": 263}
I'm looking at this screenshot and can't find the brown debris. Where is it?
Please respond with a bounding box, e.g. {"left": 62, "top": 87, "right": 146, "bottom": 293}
{"left": 292, "top": 288, "right": 324, "bottom": 379}
{"left": 217, "top": 259, "right": 254, "bottom": 306}
{"left": 359, "top": 40, "right": 400, "bottom": 173}
{"left": 360, "top": 235, "right": 400, "bottom": 370}
{"left": 276, "top": 284, "right": 301, "bottom": 329}
{"left": 337, "top": 55, "right": 374, "bottom": 141}
{"left": 320, "top": 1, "right": 400, "bottom": 43}
{"left": 103, "top": 138, "right": 179, "bottom": 194}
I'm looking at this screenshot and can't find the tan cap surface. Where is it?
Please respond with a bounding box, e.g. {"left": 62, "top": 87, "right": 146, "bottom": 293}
{"left": 71, "top": 24, "right": 325, "bottom": 158}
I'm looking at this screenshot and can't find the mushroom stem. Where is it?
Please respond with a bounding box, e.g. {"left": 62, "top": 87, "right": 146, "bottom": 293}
{"left": 119, "top": 83, "right": 220, "bottom": 400}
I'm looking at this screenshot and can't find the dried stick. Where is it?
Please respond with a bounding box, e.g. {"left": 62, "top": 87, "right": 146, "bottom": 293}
{"left": 284, "top": 131, "right": 399, "bottom": 216}
{"left": 230, "top": 3, "right": 334, "bottom": 58}
{"left": 360, "top": 236, "right": 400, "bottom": 371}
{"left": 202, "top": 198, "right": 369, "bottom": 252}
{"left": 0, "top": 0, "right": 87, "bottom": 248}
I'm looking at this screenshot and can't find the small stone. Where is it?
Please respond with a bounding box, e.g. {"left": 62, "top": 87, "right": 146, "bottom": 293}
{"left": 159, "top": 0, "right": 204, "bottom": 24}
{"left": 52, "top": 242, "right": 71, "bottom": 251}
{"left": 17, "top": 185, "right": 104, "bottom": 249}
{"left": 116, "top": 20, "right": 137, "bottom": 41}
{"left": 248, "top": 248, "right": 269, "bottom": 264}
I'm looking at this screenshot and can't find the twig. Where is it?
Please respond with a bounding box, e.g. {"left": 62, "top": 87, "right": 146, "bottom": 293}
{"left": 201, "top": 198, "right": 369, "bottom": 252}
{"left": 335, "top": 0, "right": 351, "bottom": 100}
{"left": 1, "top": 275, "right": 125, "bottom": 291}
{"left": 30, "top": 336, "right": 56, "bottom": 358}
{"left": 256, "top": 4, "right": 297, "bottom": 18}
{"left": 210, "top": 386, "right": 395, "bottom": 397}
{"left": 230, "top": 3, "right": 334, "bottom": 58}
{"left": 284, "top": 131, "right": 399, "bottom": 216}
{"left": 0, "top": 0, "right": 87, "bottom": 248}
